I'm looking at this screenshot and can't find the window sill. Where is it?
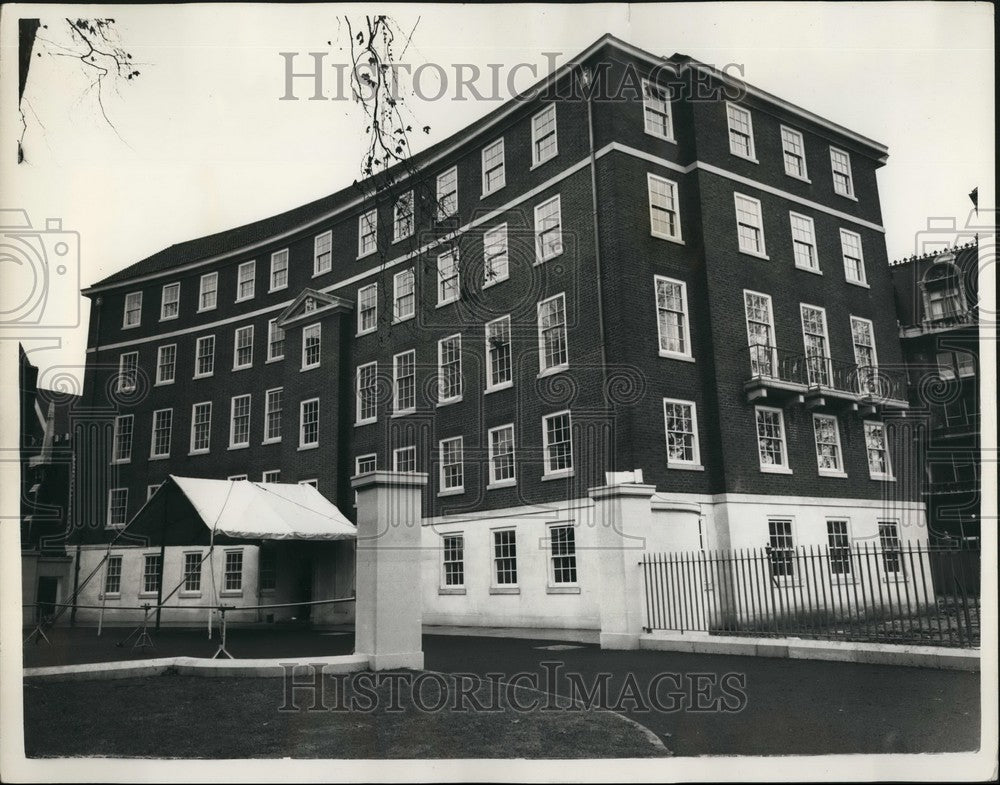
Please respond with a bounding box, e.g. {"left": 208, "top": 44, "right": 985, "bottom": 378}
{"left": 110, "top": 459, "right": 131, "bottom": 466}
{"left": 227, "top": 445, "right": 250, "bottom": 452}
{"left": 731, "top": 153, "right": 760, "bottom": 165}
{"left": 312, "top": 269, "right": 332, "bottom": 278}
{"left": 268, "top": 286, "right": 288, "bottom": 294}
{"left": 392, "top": 314, "right": 415, "bottom": 325}
{"left": 658, "top": 351, "right": 695, "bottom": 362}
{"left": 542, "top": 470, "right": 575, "bottom": 482}
{"left": 759, "top": 465, "right": 793, "bottom": 475}
{"left": 356, "top": 328, "right": 377, "bottom": 338}
{"left": 534, "top": 250, "right": 564, "bottom": 266}
{"left": 232, "top": 365, "right": 253, "bottom": 373}
{"left": 355, "top": 419, "right": 376, "bottom": 428}
{"left": 438, "top": 487, "right": 465, "bottom": 498}
{"left": 138, "top": 593, "right": 159, "bottom": 600}
{"left": 193, "top": 374, "right": 214, "bottom": 381}
{"left": 667, "top": 463, "right": 704, "bottom": 472}
{"left": 739, "top": 249, "right": 771, "bottom": 261}
{"left": 438, "top": 587, "right": 466, "bottom": 596}
{"left": 482, "top": 275, "right": 509, "bottom": 290}
{"left": 196, "top": 307, "right": 217, "bottom": 315}
{"left": 485, "top": 381, "right": 514, "bottom": 395}
{"left": 834, "top": 191, "right": 859, "bottom": 203}
{"left": 235, "top": 296, "right": 255, "bottom": 305}
{"left": 153, "top": 380, "right": 175, "bottom": 387}
{"left": 537, "top": 365, "right": 569, "bottom": 380}
{"left": 300, "top": 365, "right": 320, "bottom": 373}
{"left": 846, "top": 279, "right": 871, "bottom": 289}
{"left": 785, "top": 172, "right": 812, "bottom": 184}
{"left": 179, "top": 591, "right": 202, "bottom": 599}
{"left": 187, "top": 450, "right": 210, "bottom": 457}
{"left": 391, "top": 410, "right": 416, "bottom": 418}
{"left": 644, "top": 130, "right": 677, "bottom": 144}
{"left": 297, "top": 444, "right": 319, "bottom": 452}
{"left": 149, "top": 455, "right": 170, "bottom": 462}
{"left": 102, "top": 594, "right": 122, "bottom": 600}
{"left": 262, "top": 438, "right": 281, "bottom": 446}
{"left": 265, "top": 356, "right": 284, "bottom": 364}
{"left": 529, "top": 155, "right": 557, "bottom": 171}
{"left": 650, "top": 231, "right": 685, "bottom": 245}
{"left": 819, "top": 470, "right": 848, "bottom": 478}
{"left": 870, "top": 475, "right": 896, "bottom": 483}
{"left": 220, "top": 590, "right": 243, "bottom": 598}
{"left": 795, "top": 265, "right": 823, "bottom": 276}
{"left": 546, "top": 585, "right": 581, "bottom": 595}
{"left": 489, "top": 586, "right": 520, "bottom": 595}
{"left": 437, "top": 397, "right": 463, "bottom": 408}
{"left": 481, "top": 186, "right": 506, "bottom": 200}
{"left": 488, "top": 479, "right": 517, "bottom": 490}
{"left": 393, "top": 233, "right": 414, "bottom": 245}
{"left": 436, "top": 298, "right": 460, "bottom": 309}
{"left": 357, "top": 249, "right": 377, "bottom": 261}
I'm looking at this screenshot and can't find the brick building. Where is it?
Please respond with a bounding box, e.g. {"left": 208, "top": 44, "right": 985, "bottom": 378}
{"left": 70, "top": 35, "right": 924, "bottom": 631}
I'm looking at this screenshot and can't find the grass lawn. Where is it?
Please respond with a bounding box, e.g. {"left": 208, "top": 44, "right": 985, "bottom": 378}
{"left": 23, "top": 672, "right": 667, "bottom": 759}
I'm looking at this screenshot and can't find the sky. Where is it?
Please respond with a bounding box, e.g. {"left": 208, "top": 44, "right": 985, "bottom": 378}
{"left": 1, "top": 2, "right": 994, "bottom": 389}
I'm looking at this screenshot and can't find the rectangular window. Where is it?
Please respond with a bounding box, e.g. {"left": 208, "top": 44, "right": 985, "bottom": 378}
{"left": 104, "top": 555, "right": 122, "bottom": 595}
{"left": 789, "top": 212, "right": 819, "bottom": 271}
{"left": 112, "top": 415, "right": 133, "bottom": 463}
{"left": 800, "top": 304, "right": 831, "bottom": 387}
{"left": 233, "top": 325, "right": 254, "bottom": 370}
{"left": 936, "top": 351, "right": 957, "bottom": 381}
{"left": 260, "top": 547, "right": 277, "bottom": 591}
{"left": 488, "top": 424, "right": 516, "bottom": 486}
{"left": 199, "top": 272, "right": 218, "bottom": 312}
{"left": 437, "top": 247, "right": 460, "bottom": 305}
{"left": 393, "top": 269, "right": 415, "bottom": 321}
{"left": 550, "top": 525, "right": 578, "bottom": 584}
{"left": 531, "top": 105, "right": 558, "bottom": 166}
{"left": 301, "top": 323, "right": 321, "bottom": 369}
{"left": 299, "top": 398, "right": 319, "bottom": 448}
{"left": 642, "top": 79, "right": 674, "bottom": 140}
{"left": 195, "top": 335, "right": 215, "bottom": 378}
{"left": 956, "top": 351, "right": 976, "bottom": 377}
{"left": 269, "top": 249, "right": 289, "bottom": 291}
{"left": 735, "top": 193, "right": 766, "bottom": 256}
{"left": 148, "top": 484, "right": 161, "bottom": 499}
{"left": 190, "top": 402, "right": 212, "bottom": 454}
{"left": 393, "top": 445, "right": 417, "bottom": 473}
{"left": 864, "top": 421, "right": 892, "bottom": 479}
{"left": 264, "top": 387, "right": 282, "bottom": 443}
{"left": 537, "top": 293, "right": 568, "bottom": 373}
{"left": 648, "top": 174, "right": 682, "bottom": 241}
{"left": 160, "top": 283, "right": 180, "bottom": 321}
{"left": 438, "top": 334, "right": 463, "bottom": 403}
{"left": 655, "top": 276, "right": 691, "bottom": 358}
{"left": 356, "top": 362, "right": 378, "bottom": 424}
{"left": 813, "top": 414, "right": 843, "bottom": 475}
{"left": 443, "top": 534, "right": 464, "bottom": 586}
{"left": 150, "top": 408, "right": 173, "bottom": 458}
{"left": 356, "top": 454, "right": 377, "bottom": 474}
{"left": 726, "top": 102, "right": 756, "bottom": 160}
{"left": 107, "top": 488, "right": 128, "bottom": 528}
{"left": 543, "top": 411, "right": 573, "bottom": 476}
{"left": 117, "top": 351, "right": 138, "bottom": 393}
{"left": 827, "top": 520, "right": 852, "bottom": 576}
{"left": 230, "top": 395, "right": 251, "bottom": 448}
{"left": 767, "top": 519, "right": 795, "bottom": 579}
{"left": 393, "top": 191, "right": 414, "bottom": 242}
{"left": 830, "top": 147, "right": 855, "bottom": 197}
{"left": 663, "top": 399, "right": 700, "bottom": 466}
{"left": 840, "top": 229, "right": 866, "bottom": 285}
{"left": 493, "top": 529, "right": 517, "bottom": 585}
{"left": 142, "top": 553, "right": 162, "bottom": 594}
{"left": 183, "top": 552, "right": 202, "bottom": 593}
{"left": 744, "top": 290, "right": 776, "bottom": 377}
{"left": 156, "top": 344, "right": 176, "bottom": 385}
{"left": 358, "top": 283, "right": 378, "bottom": 333}
{"left": 436, "top": 167, "right": 458, "bottom": 219}
{"left": 781, "top": 126, "right": 808, "bottom": 180}
{"left": 755, "top": 406, "right": 789, "bottom": 472}
{"left": 262, "top": 470, "right": 280, "bottom": 483}
{"left": 123, "top": 292, "right": 142, "bottom": 328}
{"left": 358, "top": 208, "right": 377, "bottom": 257}
{"left": 393, "top": 350, "right": 416, "bottom": 415}
{"left": 314, "top": 230, "right": 333, "bottom": 275}
{"left": 267, "top": 318, "right": 285, "bottom": 361}
{"left": 236, "top": 260, "right": 256, "bottom": 301}
{"left": 483, "top": 224, "right": 509, "bottom": 285}
{"left": 482, "top": 138, "right": 505, "bottom": 195}
{"left": 224, "top": 551, "right": 243, "bottom": 592}
{"left": 850, "top": 316, "right": 878, "bottom": 395}
{"left": 439, "top": 436, "right": 464, "bottom": 493}
{"left": 534, "top": 195, "right": 563, "bottom": 262}
{"left": 878, "top": 520, "right": 902, "bottom": 574}
{"left": 486, "top": 315, "right": 512, "bottom": 390}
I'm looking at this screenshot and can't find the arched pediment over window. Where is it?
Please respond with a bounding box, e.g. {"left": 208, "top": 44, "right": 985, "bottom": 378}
{"left": 920, "top": 254, "right": 967, "bottom": 323}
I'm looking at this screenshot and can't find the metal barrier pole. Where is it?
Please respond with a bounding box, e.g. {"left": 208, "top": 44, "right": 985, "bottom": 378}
{"left": 212, "top": 606, "right": 234, "bottom": 659}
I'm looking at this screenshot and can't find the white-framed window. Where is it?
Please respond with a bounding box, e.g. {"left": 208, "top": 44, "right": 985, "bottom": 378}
{"left": 356, "top": 362, "right": 378, "bottom": 424}
{"left": 438, "top": 436, "right": 464, "bottom": 494}
{"left": 195, "top": 335, "right": 215, "bottom": 378}
{"left": 534, "top": 195, "right": 563, "bottom": 262}
{"left": 269, "top": 249, "right": 289, "bottom": 291}
{"left": 299, "top": 398, "right": 320, "bottom": 448}
{"left": 878, "top": 520, "right": 902, "bottom": 574}
{"left": 160, "top": 283, "right": 180, "bottom": 321}
{"left": 840, "top": 229, "right": 866, "bottom": 285}
{"left": 155, "top": 344, "right": 176, "bottom": 385}
{"left": 264, "top": 387, "right": 282, "bottom": 443}
{"left": 259, "top": 546, "right": 277, "bottom": 591}
{"left": 800, "top": 304, "right": 831, "bottom": 387}
{"left": 229, "top": 395, "right": 251, "bottom": 449}
{"left": 150, "top": 408, "right": 173, "bottom": 459}
{"left": 955, "top": 351, "right": 976, "bottom": 378}
{"left": 437, "top": 247, "right": 460, "bottom": 306}
{"left": 647, "top": 174, "right": 682, "bottom": 242}
{"left": 642, "top": 78, "right": 674, "bottom": 140}
{"left": 297, "top": 479, "right": 318, "bottom": 489}
{"left": 314, "top": 230, "right": 333, "bottom": 275}
{"left": 438, "top": 334, "right": 463, "bottom": 404}
{"left": 726, "top": 102, "right": 756, "bottom": 160}
{"left": 755, "top": 406, "right": 789, "bottom": 472}
{"left": 436, "top": 166, "right": 458, "bottom": 219}
{"left": 393, "top": 191, "right": 414, "bottom": 242}
{"left": 301, "top": 323, "right": 321, "bottom": 370}
{"left": 357, "top": 283, "right": 378, "bottom": 333}
{"left": 830, "top": 147, "right": 855, "bottom": 198}
{"left": 531, "top": 104, "right": 558, "bottom": 166}
{"left": 198, "top": 272, "right": 218, "bottom": 312}
{"left": 356, "top": 454, "right": 377, "bottom": 474}
{"left": 549, "top": 524, "right": 578, "bottom": 585}
{"left": 117, "top": 351, "right": 138, "bottom": 393}
{"left": 262, "top": 470, "right": 280, "bottom": 483}
{"left": 189, "top": 402, "right": 212, "bottom": 454}
{"left": 393, "top": 350, "right": 416, "bottom": 415}
{"left": 223, "top": 550, "right": 243, "bottom": 593}
{"left": 107, "top": 488, "right": 129, "bottom": 528}
{"left": 393, "top": 445, "right": 417, "bottom": 473}
{"left": 228, "top": 474, "right": 248, "bottom": 481}
{"left": 147, "top": 484, "right": 161, "bottom": 500}
{"left": 236, "top": 260, "right": 256, "bottom": 302}
{"left": 542, "top": 410, "right": 573, "bottom": 477}
{"left": 813, "top": 413, "right": 844, "bottom": 475}
{"left": 937, "top": 351, "right": 957, "bottom": 381}
{"left": 442, "top": 534, "right": 464, "bottom": 586}
{"left": 393, "top": 268, "right": 415, "bottom": 322}
{"left": 358, "top": 208, "right": 377, "bottom": 258}
{"left": 104, "top": 555, "right": 123, "bottom": 594}
{"left": 486, "top": 315, "right": 513, "bottom": 391}
{"left": 537, "top": 293, "right": 568, "bottom": 374}
{"left": 734, "top": 193, "right": 767, "bottom": 257}
{"left": 663, "top": 398, "right": 701, "bottom": 467}
{"left": 781, "top": 126, "right": 808, "bottom": 180}
{"left": 744, "top": 290, "right": 776, "bottom": 377}
{"left": 483, "top": 224, "right": 509, "bottom": 286}
{"left": 493, "top": 529, "right": 517, "bottom": 585}
{"left": 789, "top": 212, "right": 819, "bottom": 272}
{"left": 267, "top": 318, "right": 285, "bottom": 361}
{"left": 826, "top": 519, "right": 852, "bottom": 577}
{"left": 767, "top": 519, "right": 795, "bottom": 580}
{"left": 123, "top": 292, "right": 142, "bottom": 328}
{"left": 183, "top": 552, "right": 202, "bottom": 593}
{"left": 481, "top": 138, "right": 505, "bottom": 195}
{"left": 864, "top": 421, "right": 893, "bottom": 480}
{"left": 112, "top": 415, "right": 133, "bottom": 464}
{"left": 233, "top": 325, "right": 254, "bottom": 370}
{"left": 142, "top": 553, "right": 162, "bottom": 594}
{"left": 850, "top": 316, "right": 878, "bottom": 395}
{"left": 488, "top": 423, "right": 516, "bottom": 487}
{"left": 655, "top": 276, "right": 691, "bottom": 359}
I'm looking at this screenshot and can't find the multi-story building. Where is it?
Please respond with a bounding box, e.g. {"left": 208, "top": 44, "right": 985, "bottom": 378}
{"left": 69, "top": 35, "right": 923, "bottom": 631}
